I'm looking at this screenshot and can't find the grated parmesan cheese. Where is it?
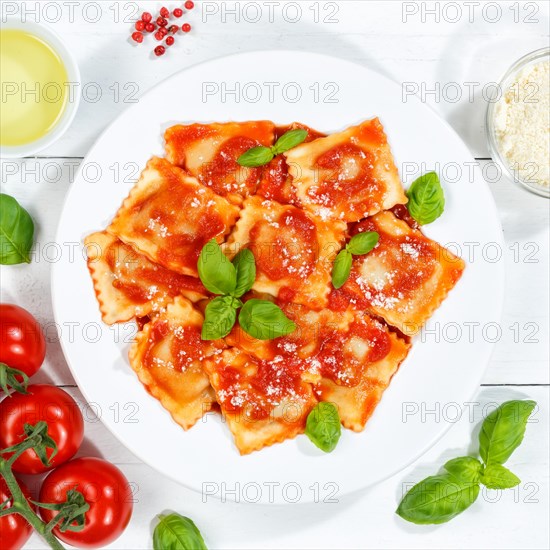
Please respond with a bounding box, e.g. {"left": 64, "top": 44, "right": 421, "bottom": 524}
{"left": 494, "top": 59, "right": 549, "bottom": 188}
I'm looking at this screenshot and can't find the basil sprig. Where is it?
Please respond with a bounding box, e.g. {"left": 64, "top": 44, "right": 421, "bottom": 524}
{"left": 406, "top": 171, "right": 445, "bottom": 225}
{"left": 153, "top": 512, "right": 207, "bottom": 550}
{"left": 332, "top": 231, "right": 379, "bottom": 289}
{"left": 305, "top": 402, "right": 342, "bottom": 453}
{"left": 396, "top": 400, "right": 536, "bottom": 525}
{"left": 0, "top": 193, "right": 35, "bottom": 265}
{"left": 198, "top": 240, "right": 296, "bottom": 341}
{"left": 237, "top": 129, "right": 308, "bottom": 167}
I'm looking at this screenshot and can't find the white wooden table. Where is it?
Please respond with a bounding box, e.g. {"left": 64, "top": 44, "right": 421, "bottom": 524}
{"left": 1, "top": 1, "right": 549, "bottom": 548}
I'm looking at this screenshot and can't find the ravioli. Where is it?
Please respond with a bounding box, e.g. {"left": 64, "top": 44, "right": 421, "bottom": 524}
{"left": 285, "top": 118, "right": 407, "bottom": 222}
{"left": 314, "top": 329, "right": 410, "bottom": 431}
{"left": 129, "top": 296, "right": 224, "bottom": 430}
{"left": 165, "top": 121, "right": 275, "bottom": 204}
{"left": 204, "top": 347, "right": 318, "bottom": 454}
{"left": 223, "top": 196, "right": 346, "bottom": 310}
{"left": 85, "top": 231, "right": 208, "bottom": 324}
{"left": 109, "top": 157, "right": 240, "bottom": 277}
{"left": 332, "top": 211, "right": 465, "bottom": 334}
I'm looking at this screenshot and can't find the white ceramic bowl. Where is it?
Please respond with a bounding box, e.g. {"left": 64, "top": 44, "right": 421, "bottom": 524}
{"left": 0, "top": 19, "right": 80, "bottom": 158}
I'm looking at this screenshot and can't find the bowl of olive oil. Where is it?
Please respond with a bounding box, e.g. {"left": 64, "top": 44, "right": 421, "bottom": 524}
{"left": 0, "top": 20, "right": 80, "bottom": 158}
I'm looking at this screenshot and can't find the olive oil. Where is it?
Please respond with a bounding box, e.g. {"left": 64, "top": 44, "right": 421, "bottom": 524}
{"left": 0, "top": 30, "right": 69, "bottom": 147}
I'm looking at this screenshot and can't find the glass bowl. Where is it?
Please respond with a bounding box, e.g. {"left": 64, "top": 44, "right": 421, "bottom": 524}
{"left": 485, "top": 47, "right": 549, "bottom": 198}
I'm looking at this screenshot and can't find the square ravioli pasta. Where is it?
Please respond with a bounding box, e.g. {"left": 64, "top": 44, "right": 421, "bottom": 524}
{"left": 284, "top": 118, "right": 408, "bottom": 222}
{"left": 129, "top": 296, "right": 225, "bottom": 430}
{"left": 109, "top": 157, "right": 240, "bottom": 277}
{"left": 203, "top": 347, "right": 318, "bottom": 455}
{"left": 223, "top": 196, "right": 346, "bottom": 310}
{"left": 331, "top": 211, "right": 465, "bottom": 334}
{"left": 227, "top": 301, "right": 410, "bottom": 432}
{"left": 84, "top": 231, "right": 208, "bottom": 325}
{"left": 164, "top": 121, "right": 275, "bottom": 204}
{"left": 313, "top": 328, "right": 410, "bottom": 431}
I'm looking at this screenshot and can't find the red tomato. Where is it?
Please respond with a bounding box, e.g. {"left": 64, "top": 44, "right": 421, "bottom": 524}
{"left": 0, "top": 385, "right": 84, "bottom": 474}
{"left": 39, "top": 457, "right": 133, "bottom": 548}
{"left": 0, "top": 304, "right": 46, "bottom": 377}
{"left": 0, "top": 476, "right": 34, "bottom": 550}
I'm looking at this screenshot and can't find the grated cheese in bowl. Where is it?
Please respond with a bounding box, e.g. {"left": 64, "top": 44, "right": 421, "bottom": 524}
{"left": 486, "top": 48, "right": 550, "bottom": 198}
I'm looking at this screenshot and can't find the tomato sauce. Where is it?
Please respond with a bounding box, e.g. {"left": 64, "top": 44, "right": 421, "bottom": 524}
{"left": 164, "top": 124, "right": 216, "bottom": 166}
{"left": 327, "top": 287, "right": 355, "bottom": 312}
{"left": 217, "top": 354, "right": 310, "bottom": 421}
{"left": 312, "top": 143, "right": 381, "bottom": 210}
{"left": 390, "top": 204, "right": 419, "bottom": 230}
{"left": 200, "top": 136, "right": 263, "bottom": 197}
{"left": 143, "top": 318, "right": 206, "bottom": 372}
{"left": 106, "top": 241, "right": 206, "bottom": 304}
{"left": 171, "top": 326, "right": 206, "bottom": 370}
{"left": 307, "top": 314, "right": 391, "bottom": 387}
{"left": 250, "top": 207, "right": 317, "bottom": 282}
{"left": 349, "top": 316, "right": 391, "bottom": 363}
{"left": 256, "top": 156, "right": 300, "bottom": 205}
{"left": 348, "top": 218, "right": 437, "bottom": 298}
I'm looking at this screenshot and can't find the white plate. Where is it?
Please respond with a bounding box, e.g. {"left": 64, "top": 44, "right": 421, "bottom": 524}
{"left": 53, "top": 51, "right": 504, "bottom": 504}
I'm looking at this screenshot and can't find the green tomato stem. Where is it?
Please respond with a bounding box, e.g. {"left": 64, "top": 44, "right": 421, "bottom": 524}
{"left": 3, "top": 432, "right": 41, "bottom": 467}
{"left": 0, "top": 457, "right": 67, "bottom": 550}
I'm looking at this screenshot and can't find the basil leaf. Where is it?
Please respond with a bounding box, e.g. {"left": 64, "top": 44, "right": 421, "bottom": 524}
{"left": 232, "top": 249, "right": 256, "bottom": 298}
{"left": 347, "top": 231, "right": 379, "bottom": 256}
{"left": 201, "top": 297, "right": 237, "bottom": 340}
{"left": 272, "top": 129, "right": 308, "bottom": 155}
{"left": 0, "top": 193, "right": 34, "bottom": 265}
{"left": 480, "top": 463, "right": 521, "bottom": 489}
{"left": 406, "top": 171, "right": 445, "bottom": 225}
{"left": 444, "top": 456, "right": 483, "bottom": 483}
{"left": 153, "top": 513, "right": 207, "bottom": 550}
{"left": 305, "top": 402, "right": 341, "bottom": 453}
{"left": 238, "top": 299, "right": 296, "bottom": 340}
{"left": 331, "top": 249, "right": 353, "bottom": 289}
{"left": 396, "top": 474, "right": 479, "bottom": 525}
{"left": 479, "top": 400, "right": 536, "bottom": 466}
{"left": 198, "top": 239, "right": 236, "bottom": 295}
{"left": 237, "top": 146, "right": 274, "bottom": 168}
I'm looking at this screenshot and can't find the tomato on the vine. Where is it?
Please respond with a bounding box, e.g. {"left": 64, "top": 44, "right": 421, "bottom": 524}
{"left": 39, "top": 457, "right": 133, "bottom": 548}
{"left": 0, "top": 304, "right": 46, "bottom": 377}
{"left": 0, "top": 476, "right": 35, "bottom": 550}
{"left": 0, "top": 385, "right": 84, "bottom": 474}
